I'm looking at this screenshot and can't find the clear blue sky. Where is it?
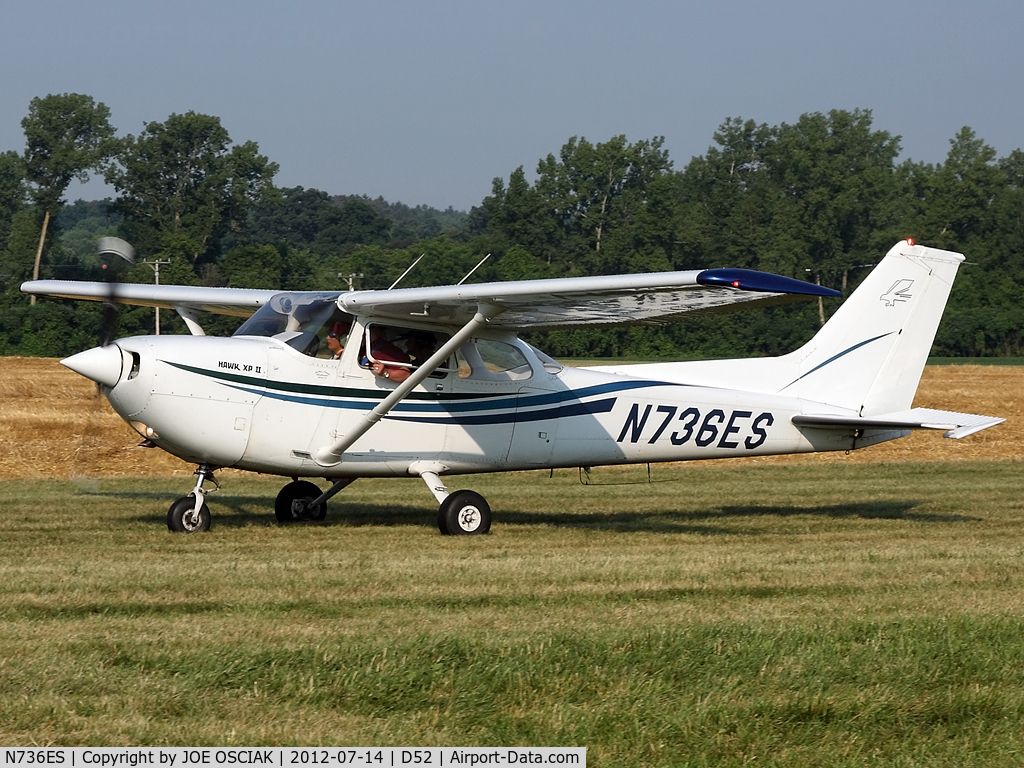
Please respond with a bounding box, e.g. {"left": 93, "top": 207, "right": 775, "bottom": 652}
{"left": 2, "top": 0, "right": 1021, "bottom": 211}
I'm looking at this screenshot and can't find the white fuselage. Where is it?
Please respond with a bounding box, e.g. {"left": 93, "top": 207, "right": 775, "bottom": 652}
{"left": 102, "top": 328, "right": 872, "bottom": 480}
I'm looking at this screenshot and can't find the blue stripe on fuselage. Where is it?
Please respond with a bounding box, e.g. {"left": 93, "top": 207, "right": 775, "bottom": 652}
{"left": 165, "top": 359, "right": 681, "bottom": 425}
{"left": 221, "top": 377, "right": 669, "bottom": 415}
{"left": 385, "top": 397, "right": 617, "bottom": 425}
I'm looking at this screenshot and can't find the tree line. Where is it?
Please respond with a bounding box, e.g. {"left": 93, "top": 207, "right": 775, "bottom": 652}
{"left": 1, "top": 94, "right": 1021, "bottom": 359}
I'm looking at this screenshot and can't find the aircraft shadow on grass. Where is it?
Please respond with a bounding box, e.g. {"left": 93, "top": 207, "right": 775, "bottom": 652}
{"left": 494, "top": 501, "right": 981, "bottom": 532}
{"left": 82, "top": 489, "right": 980, "bottom": 534}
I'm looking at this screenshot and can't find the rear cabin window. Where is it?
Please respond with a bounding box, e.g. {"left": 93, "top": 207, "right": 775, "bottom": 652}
{"left": 456, "top": 339, "right": 533, "bottom": 381}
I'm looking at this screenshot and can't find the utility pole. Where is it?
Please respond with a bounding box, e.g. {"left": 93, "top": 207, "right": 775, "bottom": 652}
{"left": 140, "top": 258, "right": 172, "bottom": 334}
{"left": 339, "top": 272, "right": 363, "bottom": 291}
{"left": 97, "top": 237, "right": 172, "bottom": 336}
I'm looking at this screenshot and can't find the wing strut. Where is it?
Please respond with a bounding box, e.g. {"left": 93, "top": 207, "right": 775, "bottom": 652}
{"left": 175, "top": 306, "right": 206, "bottom": 336}
{"left": 313, "top": 303, "right": 505, "bottom": 467}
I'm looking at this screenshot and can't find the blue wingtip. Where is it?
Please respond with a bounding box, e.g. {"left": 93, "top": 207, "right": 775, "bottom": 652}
{"left": 696, "top": 268, "right": 843, "bottom": 298}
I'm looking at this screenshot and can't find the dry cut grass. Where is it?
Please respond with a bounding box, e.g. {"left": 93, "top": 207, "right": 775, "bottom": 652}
{"left": 748, "top": 363, "right": 1023, "bottom": 465}
{"left": 0, "top": 357, "right": 189, "bottom": 478}
{"left": 0, "top": 356, "right": 1020, "bottom": 479}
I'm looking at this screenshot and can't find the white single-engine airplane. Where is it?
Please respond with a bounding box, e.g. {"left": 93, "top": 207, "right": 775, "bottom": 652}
{"left": 22, "top": 239, "right": 1003, "bottom": 534}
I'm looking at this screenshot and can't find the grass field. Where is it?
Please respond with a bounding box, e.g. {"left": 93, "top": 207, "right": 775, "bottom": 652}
{"left": 1, "top": 358, "right": 1023, "bottom": 764}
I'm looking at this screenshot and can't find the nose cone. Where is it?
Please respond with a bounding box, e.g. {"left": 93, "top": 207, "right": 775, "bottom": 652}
{"left": 62, "top": 344, "right": 124, "bottom": 388}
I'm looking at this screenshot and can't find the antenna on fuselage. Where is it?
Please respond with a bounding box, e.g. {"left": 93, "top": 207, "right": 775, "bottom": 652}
{"left": 388, "top": 254, "right": 425, "bottom": 290}
{"left": 457, "top": 254, "right": 490, "bottom": 285}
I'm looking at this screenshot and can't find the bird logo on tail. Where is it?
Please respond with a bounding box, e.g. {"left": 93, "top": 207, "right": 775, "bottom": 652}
{"left": 880, "top": 279, "right": 914, "bottom": 306}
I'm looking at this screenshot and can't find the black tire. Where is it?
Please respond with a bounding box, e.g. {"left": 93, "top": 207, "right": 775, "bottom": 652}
{"left": 167, "top": 495, "right": 211, "bottom": 533}
{"left": 438, "top": 490, "right": 491, "bottom": 536}
{"left": 275, "top": 480, "right": 327, "bottom": 523}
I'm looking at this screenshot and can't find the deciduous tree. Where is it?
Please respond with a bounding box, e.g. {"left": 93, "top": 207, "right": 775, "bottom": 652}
{"left": 21, "top": 93, "right": 116, "bottom": 302}
{"left": 0, "top": 150, "right": 27, "bottom": 251}
{"left": 105, "top": 111, "right": 278, "bottom": 269}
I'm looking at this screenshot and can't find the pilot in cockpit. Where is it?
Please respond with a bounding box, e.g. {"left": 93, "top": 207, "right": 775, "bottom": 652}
{"left": 325, "top": 320, "right": 351, "bottom": 360}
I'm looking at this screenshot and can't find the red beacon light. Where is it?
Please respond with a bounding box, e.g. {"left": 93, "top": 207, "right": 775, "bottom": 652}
{"left": 906, "top": 238, "right": 915, "bottom": 246}
{"left": 732, "top": 280, "right": 741, "bottom": 288}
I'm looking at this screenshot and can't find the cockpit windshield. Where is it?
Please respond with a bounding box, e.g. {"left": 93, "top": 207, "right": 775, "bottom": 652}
{"left": 234, "top": 293, "right": 353, "bottom": 358}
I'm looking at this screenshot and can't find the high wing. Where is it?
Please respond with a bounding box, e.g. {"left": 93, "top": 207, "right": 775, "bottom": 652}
{"left": 340, "top": 268, "right": 840, "bottom": 328}
{"left": 22, "top": 267, "right": 839, "bottom": 329}
{"left": 20, "top": 280, "right": 281, "bottom": 318}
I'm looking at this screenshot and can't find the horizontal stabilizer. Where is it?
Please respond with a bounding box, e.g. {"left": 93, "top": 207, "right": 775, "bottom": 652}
{"left": 793, "top": 408, "right": 1005, "bottom": 439}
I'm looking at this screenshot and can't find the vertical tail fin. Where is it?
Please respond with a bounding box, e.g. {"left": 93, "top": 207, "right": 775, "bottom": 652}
{"left": 779, "top": 240, "right": 964, "bottom": 415}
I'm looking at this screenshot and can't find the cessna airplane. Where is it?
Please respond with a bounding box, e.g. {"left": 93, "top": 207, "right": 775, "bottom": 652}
{"left": 22, "top": 239, "right": 1003, "bottom": 535}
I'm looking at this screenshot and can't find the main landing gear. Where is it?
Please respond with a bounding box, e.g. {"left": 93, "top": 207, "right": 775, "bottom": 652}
{"left": 265, "top": 474, "right": 491, "bottom": 533}
{"left": 439, "top": 490, "right": 492, "bottom": 535}
{"left": 275, "top": 478, "right": 355, "bottom": 523}
{"left": 417, "top": 466, "right": 491, "bottom": 536}
{"left": 275, "top": 480, "right": 326, "bottom": 522}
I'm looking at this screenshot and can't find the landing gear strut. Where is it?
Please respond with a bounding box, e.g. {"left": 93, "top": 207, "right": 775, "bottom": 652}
{"left": 415, "top": 465, "right": 491, "bottom": 535}
{"left": 167, "top": 465, "right": 218, "bottom": 533}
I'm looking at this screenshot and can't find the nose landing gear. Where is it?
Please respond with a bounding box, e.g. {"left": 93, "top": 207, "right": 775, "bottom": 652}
{"left": 167, "top": 465, "right": 218, "bottom": 532}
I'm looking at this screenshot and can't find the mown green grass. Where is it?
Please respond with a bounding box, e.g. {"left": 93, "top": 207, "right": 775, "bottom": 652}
{"left": 3, "top": 461, "right": 1024, "bottom": 765}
